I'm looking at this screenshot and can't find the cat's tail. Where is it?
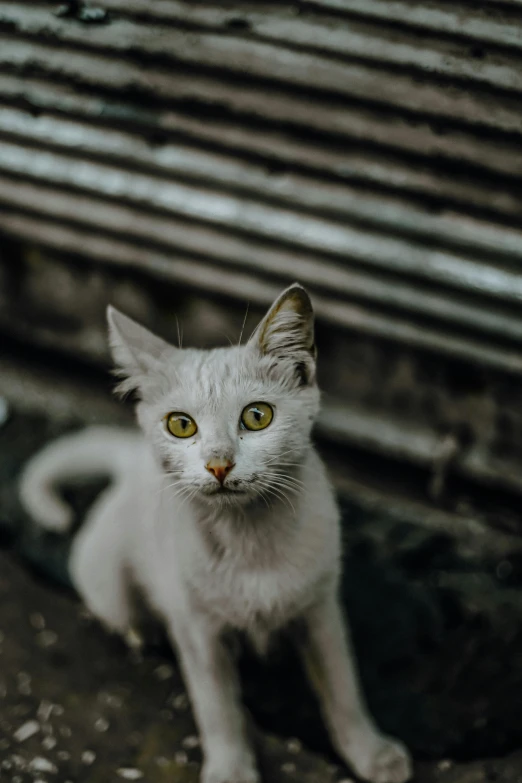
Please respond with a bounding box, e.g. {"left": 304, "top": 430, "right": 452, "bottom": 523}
{"left": 19, "top": 426, "right": 140, "bottom": 533}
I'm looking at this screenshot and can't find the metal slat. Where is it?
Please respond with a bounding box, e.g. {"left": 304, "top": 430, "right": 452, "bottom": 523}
{"left": 3, "top": 140, "right": 522, "bottom": 306}
{"left": 2, "top": 75, "right": 522, "bottom": 224}
{"left": 4, "top": 2, "right": 521, "bottom": 94}
{"left": 1, "top": 36, "right": 521, "bottom": 186}
{"left": 2, "top": 106, "right": 522, "bottom": 263}
{"left": 3, "top": 171, "right": 522, "bottom": 346}
{"left": 2, "top": 0, "right": 522, "bottom": 492}
{"left": 102, "top": 0, "right": 522, "bottom": 54}
{"left": 4, "top": 210, "right": 522, "bottom": 376}
{"left": 301, "top": 0, "right": 522, "bottom": 50}
{"left": 3, "top": 4, "right": 522, "bottom": 138}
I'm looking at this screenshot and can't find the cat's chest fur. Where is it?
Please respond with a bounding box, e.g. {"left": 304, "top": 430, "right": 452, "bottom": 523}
{"left": 180, "top": 507, "right": 336, "bottom": 639}
{"left": 194, "top": 555, "right": 308, "bottom": 630}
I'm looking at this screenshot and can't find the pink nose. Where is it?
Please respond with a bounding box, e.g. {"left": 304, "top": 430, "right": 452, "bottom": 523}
{"left": 206, "top": 459, "right": 234, "bottom": 484}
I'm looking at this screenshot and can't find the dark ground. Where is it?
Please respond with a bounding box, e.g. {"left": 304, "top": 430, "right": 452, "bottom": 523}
{"left": 2, "top": 408, "right": 522, "bottom": 781}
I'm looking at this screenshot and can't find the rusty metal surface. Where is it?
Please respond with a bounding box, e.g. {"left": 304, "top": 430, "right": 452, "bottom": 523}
{"left": 1, "top": 0, "right": 522, "bottom": 490}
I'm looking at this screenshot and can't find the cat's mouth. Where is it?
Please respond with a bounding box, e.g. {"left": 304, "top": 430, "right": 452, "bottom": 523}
{"left": 204, "top": 484, "right": 248, "bottom": 497}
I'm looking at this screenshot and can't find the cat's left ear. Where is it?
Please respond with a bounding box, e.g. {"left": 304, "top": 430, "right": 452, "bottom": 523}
{"left": 250, "top": 283, "right": 316, "bottom": 384}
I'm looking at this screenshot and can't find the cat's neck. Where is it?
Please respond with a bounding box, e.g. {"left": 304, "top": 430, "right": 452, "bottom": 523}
{"left": 186, "top": 458, "right": 312, "bottom": 566}
{"left": 195, "top": 499, "right": 300, "bottom": 568}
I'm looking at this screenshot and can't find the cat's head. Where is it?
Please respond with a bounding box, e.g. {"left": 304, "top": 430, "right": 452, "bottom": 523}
{"left": 107, "top": 284, "right": 319, "bottom": 508}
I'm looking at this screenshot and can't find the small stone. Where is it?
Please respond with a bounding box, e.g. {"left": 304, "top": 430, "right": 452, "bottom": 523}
{"left": 175, "top": 751, "right": 188, "bottom": 766}
{"left": 281, "top": 762, "right": 296, "bottom": 774}
{"left": 30, "top": 613, "right": 46, "bottom": 630}
{"left": 286, "top": 738, "right": 302, "bottom": 754}
{"left": 12, "top": 777, "right": 22, "bottom": 783}
{"left": 438, "top": 760, "right": 453, "bottom": 771}
{"left": 155, "top": 757, "right": 169, "bottom": 768}
{"left": 57, "top": 750, "right": 71, "bottom": 761}
{"left": 338, "top": 779, "right": 355, "bottom": 783}
{"left": 59, "top": 725, "right": 72, "bottom": 738}
{"left": 81, "top": 750, "right": 96, "bottom": 765}
{"left": 124, "top": 627, "right": 144, "bottom": 650}
{"left": 1, "top": 760, "right": 12, "bottom": 770}
{"left": 37, "top": 630, "right": 58, "bottom": 647}
{"left": 42, "top": 736, "right": 57, "bottom": 751}
{"left": 97, "top": 691, "right": 123, "bottom": 709}
{"left": 154, "top": 664, "right": 174, "bottom": 681}
{"left": 117, "top": 768, "right": 144, "bottom": 780}
{"left": 29, "top": 757, "right": 57, "bottom": 774}
{"left": 182, "top": 735, "right": 200, "bottom": 749}
{"left": 172, "top": 693, "right": 189, "bottom": 711}
{"left": 37, "top": 701, "right": 54, "bottom": 722}
{"left": 94, "top": 717, "right": 110, "bottom": 732}
{"left": 14, "top": 720, "right": 39, "bottom": 742}
{"left": 52, "top": 704, "right": 64, "bottom": 716}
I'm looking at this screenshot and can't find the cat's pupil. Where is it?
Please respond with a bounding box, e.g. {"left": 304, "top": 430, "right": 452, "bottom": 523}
{"left": 181, "top": 418, "right": 187, "bottom": 429}
{"left": 253, "top": 409, "right": 261, "bottom": 421}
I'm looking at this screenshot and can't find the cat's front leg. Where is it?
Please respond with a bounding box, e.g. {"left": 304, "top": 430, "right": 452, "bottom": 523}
{"left": 168, "top": 613, "right": 259, "bottom": 783}
{"left": 300, "top": 593, "right": 412, "bottom": 783}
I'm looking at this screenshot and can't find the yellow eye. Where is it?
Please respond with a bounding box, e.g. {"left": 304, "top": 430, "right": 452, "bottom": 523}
{"left": 241, "top": 402, "right": 274, "bottom": 431}
{"left": 166, "top": 412, "right": 197, "bottom": 438}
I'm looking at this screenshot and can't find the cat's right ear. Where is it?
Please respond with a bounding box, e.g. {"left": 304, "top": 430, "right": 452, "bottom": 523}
{"left": 107, "top": 306, "right": 172, "bottom": 395}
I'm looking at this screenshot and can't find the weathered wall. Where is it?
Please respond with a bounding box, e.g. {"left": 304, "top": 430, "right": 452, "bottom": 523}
{"left": 1, "top": 0, "right": 522, "bottom": 493}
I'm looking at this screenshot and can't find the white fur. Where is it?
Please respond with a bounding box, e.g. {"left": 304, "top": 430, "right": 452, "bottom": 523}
{"left": 19, "top": 284, "right": 412, "bottom": 783}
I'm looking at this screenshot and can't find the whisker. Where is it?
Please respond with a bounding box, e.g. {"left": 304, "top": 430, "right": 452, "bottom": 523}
{"left": 238, "top": 302, "right": 250, "bottom": 346}
{"left": 173, "top": 484, "right": 199, "bottom": 514}
{"left": 175, "top": 315, "right": 182, "bottom": 349}
{"left": 267, "top": 481, "right": 302, "bottom": 496}
{"left": 155, "top": 476, "right": 184, "bottom": 497}
{"left": 264, "top": 449, "right": 300, "bottom": 465}
{"left": 266, "top": 482, "right": 301, "bottom": 498}
{"left": 257, "top": 479, "right": 296, "bottom": 514}
{"left": 266, "top": 472, "right": 306, "bottom": 490}
{"left": 255, "top": 486, "right": 272, "bottom": 510}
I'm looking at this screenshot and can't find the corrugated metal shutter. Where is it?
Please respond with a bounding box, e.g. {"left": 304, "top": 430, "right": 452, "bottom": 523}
{"left": 1, "top": 0, "right": 522, "bottom": 492}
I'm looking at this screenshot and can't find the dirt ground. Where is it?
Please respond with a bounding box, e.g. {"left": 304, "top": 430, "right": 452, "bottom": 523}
{"left": 3, "top": 408, "right": 522, "bottom": 782}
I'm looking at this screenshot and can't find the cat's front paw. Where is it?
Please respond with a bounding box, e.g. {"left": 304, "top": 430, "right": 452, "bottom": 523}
{"left": 346, "top": 734, "right": 412, "bottom": 783}
{"left": 202, "top": 750, "right": 260, "bottom": 783}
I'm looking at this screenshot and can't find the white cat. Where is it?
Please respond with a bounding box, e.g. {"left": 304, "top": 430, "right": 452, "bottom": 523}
{"left": 20, "top": 284, "right": 412, "bottom": 783}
